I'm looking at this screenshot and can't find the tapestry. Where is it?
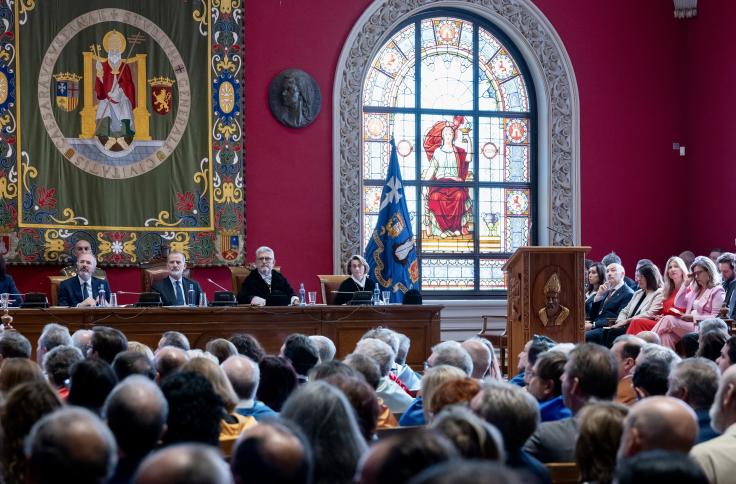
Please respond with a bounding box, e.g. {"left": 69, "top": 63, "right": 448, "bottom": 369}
{"left": 0, "top": 0, "right": 244, "bottom": 266}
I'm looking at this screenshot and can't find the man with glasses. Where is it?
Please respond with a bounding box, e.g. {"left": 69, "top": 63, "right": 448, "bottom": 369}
{"left": 237, "top": 246, "right": 298, "bottom": 306}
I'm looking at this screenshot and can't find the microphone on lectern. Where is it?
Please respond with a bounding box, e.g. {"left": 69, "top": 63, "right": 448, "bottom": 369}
{"left": 207, "top": 278, "right": 230, "bottom": 292}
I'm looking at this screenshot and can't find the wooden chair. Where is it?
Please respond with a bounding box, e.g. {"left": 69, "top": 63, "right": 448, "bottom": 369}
{"left": 228, "top": 265, "right": 281, "bottom": 295}
{"left": 141, "top": 262, "right": 191, "bottom": 292}
{"left": 317, "top": 275, "right": 349, "bottom": 305}
{"left": 479, "top": 314, "right": 508, "bottom": 376}
{"left": 545, "top": 462, "right": 580, "bottom": 484}
{"left": 48, "top": 275, "right": 72, "bottom": 306}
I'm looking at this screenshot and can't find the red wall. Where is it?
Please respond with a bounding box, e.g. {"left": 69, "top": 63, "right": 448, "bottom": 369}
{"left": 682, "top": 0, "right": 736, "bottom": 256}
{"left": 12, "top": 0, "right": 698, "bottom": 298}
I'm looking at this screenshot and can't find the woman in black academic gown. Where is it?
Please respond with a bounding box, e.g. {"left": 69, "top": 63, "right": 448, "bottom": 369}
{"left": 0, "top": 254, "right": 21, "bottom": 307}
{"left": 334, "top": 255, "right": 376, "bottom": 305}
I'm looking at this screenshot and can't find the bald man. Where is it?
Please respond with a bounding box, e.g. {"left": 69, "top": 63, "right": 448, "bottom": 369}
{"left": 461, "top": 339, "right": 492, "bottom": 380}
{"left": 691, "top": 365, "right": 736, "bottom": 482}
{"left": 222, "top": 354, "right": 277, "bottom": 421}
{"left": 134, "top": 444, "right": 231, "bottom": 484}
{"left": 154, "top": 346, "right": 189, "bottom": 383}
{"left": 617, "top": 396, "right": 698, "bottom": 464}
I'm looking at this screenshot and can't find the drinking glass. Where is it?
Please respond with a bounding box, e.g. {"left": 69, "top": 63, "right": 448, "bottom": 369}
{"left": 308, "top": 291, "right": 317, "bottom": 305}
{"left": 199, "top": 293, "right": 209, "bottom": 307}
{"left": 382, "top": 290, "right": 391, "bottom": 305}
{"left": 109, "top": 293, "right": 118, "bottom": 307}
{"left": 0, "top": 293, "right": 8, "bottom": 309}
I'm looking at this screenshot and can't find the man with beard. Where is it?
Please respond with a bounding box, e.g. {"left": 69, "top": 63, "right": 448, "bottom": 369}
{"left": 58, "top": 253, "right": 112, "bottom": 307}
{"left": 152, "top": 252, "right": 202, "bottom": 306}
{"left": 237, "top": 246, "right": 298, "bottom": 306}
{"left": 690, "top": 365, "right": 736, "bottom": 481}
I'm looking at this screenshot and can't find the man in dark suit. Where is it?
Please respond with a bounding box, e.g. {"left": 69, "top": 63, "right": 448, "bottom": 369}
{"left": 152, "top": 251, "right": 202, "bottom": 306}
{"left": 585, "top": 263, "right": 635, "bottom": 345}
{"left": 58, "top": 253, "right": 111, "bottom": 307}
{"left": 237, "top": 246, "right": 298, "bottom": 305}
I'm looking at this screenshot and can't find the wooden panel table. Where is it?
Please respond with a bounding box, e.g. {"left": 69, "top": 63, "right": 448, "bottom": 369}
{"left": 5, "top": 305, "right": 442, "bottom": 368}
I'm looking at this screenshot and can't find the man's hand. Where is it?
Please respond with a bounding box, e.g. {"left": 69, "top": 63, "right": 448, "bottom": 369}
{"left": 584, "top": 322, "right": 593, "bottom": 331}
{"left": 250, "top": 296, "right": 266, "bottom": 306}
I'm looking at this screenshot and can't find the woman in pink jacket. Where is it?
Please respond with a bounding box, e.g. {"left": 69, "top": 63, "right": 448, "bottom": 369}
{"left": 652, "top": 256, "right": 725, "bottom": 349}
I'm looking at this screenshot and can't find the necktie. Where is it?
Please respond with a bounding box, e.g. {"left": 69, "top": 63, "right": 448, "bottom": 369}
{"left": 82, "top": 282, "right": 89, "bottom": 300}
{"left": 175, "top": 280, "right": 185, "bottom": 306}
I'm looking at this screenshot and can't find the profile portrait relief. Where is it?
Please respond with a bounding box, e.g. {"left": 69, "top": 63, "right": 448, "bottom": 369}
{"left": 268, "top": 69, "right": 321, "bottom": 128}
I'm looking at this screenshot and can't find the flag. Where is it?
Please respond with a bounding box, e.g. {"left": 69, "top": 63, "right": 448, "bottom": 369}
{"left": 365, "top": 138, "right": 420, "bottom": 303}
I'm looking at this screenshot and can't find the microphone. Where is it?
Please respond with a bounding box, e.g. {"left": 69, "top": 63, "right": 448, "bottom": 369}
{"left": 207, "top": 278, "right": 230, "bottom": 292}
{"left": 115, "top": 290, "right": 152, "bottom": 295}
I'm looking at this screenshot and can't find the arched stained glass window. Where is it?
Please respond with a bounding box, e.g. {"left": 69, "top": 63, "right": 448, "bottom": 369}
{"left": 361, "top": 10, "right": 536, "bottom": 296}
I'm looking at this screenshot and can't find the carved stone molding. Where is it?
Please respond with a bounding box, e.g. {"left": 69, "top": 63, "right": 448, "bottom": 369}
{"left": 333, "top": 0, "right": 580, "bottom": 272}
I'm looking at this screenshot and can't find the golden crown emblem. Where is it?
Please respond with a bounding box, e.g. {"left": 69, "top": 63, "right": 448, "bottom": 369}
{"left": 52, "top": 72, "right": 82, "bottom": 82}
{"left": 148, "top": 76, "right": 176, "bottom": 88}
{"left": 543, "top": 273, "right": 562, "bottom": 295}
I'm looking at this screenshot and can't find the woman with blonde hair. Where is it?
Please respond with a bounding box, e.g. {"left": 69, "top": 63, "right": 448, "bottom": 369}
{"left": 627, "top": 256, "right": 689, "bottom": 335}
{"left": 181, "top": 357, "right": 256, "bottom": 456}
{"left": 652, "top": 256, "right": 725, "bottom": 349}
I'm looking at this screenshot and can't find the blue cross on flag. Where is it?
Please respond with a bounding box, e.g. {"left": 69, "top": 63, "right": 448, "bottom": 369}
{"left": 365, "top": 138, "right": 420, "bottom": 303}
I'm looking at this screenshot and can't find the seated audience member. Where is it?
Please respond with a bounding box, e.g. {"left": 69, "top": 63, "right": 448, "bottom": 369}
{"left": 711, "top": 248, "right": 724, "bottom": 263}
{"left": 58, "top": 253, "right": 111, "bottom": 307}
{"left": 627, "top": 256, "right": 689, "bottom": 335}
{"left": 36, "top": 323, "right": 71, "bottom": 365}
{"left": 0, "top": 382, "right": 62, "bottom": 484}
{"left": 237, "top": 246, "right": 298, "bottom": 305}
{"left": 394, "top": 332, "right": 422, "bottom": 390}
{"left": 667, "top": 357, "right": 720, "bottom": 443}
{"left": 112, "top": 351, "right": 156, "bottom": 381}
{"left": 157, "top": 330, "right": 190, "bottom": 351}
{"left": 524, "top": 343, "right": 618, "bottom": 463}
{"left": 342, "top": 354, "right": 397, "bottom": 429}
{"left": 0, "top": 330, "right": 32, "bottom": 363}
{"left": 690, "top": 365, "right": 736, "bottom": 482}
{"left": 324, "top": 374, "right": 380, "bottom": 440}
{"left": 89, "top": 326, "right": 128, "bottom": 364}
{"left": 407, "top": 461, "right": 522, "bottom": 484}
{"left": 361, "top": 328, "right": 413, "bottom": 392}
{"left": 334, "top": 254, "right": 376, "bottom": 305}
{"left": 632, "top": 358, "right": 670, "bottom": 399}
{"left": 281, "top": 381, "right": 368, "bottom": 484}
{"left": 601, "top": 263, "right": 663, "bottom": 346}
{"left": 401, "top": 365, "right": 466, "bottom": 426}
{"left": 222, "top": 354, "right": 277, "bottom": 421}
{"left": 153, "top": 346, "right": 189, "bottom": 383}
{"left": 430, "top": 405, "right": 505, "bottom": 460}
{"left": 427, "top": 377, "right": 481, "bottom": 417}
{"left": 472, "top": 336, "right": 503, "bottom": 381}
{"left": 257, "top": 355, "right": 298, "bottom": 411}
{"left": 585, "top": 262, "right": 606, "bottom": 319}
{"left": 471, "top": 382, "right": 550, "bottom": 483}
{"left": 182, "top": 357, "right": 257, "bottom": 455}
{"left": 26, "top": 407, "right": 118, "bottom": 484}
{"left": 635, "top": 331, "right": 660, "bottom": 344}
{"left": 205, "top": 338, "right": 237, "bottom": 364}
{"left": 356, "top": 429, "right": 459, "bottom": 484}
{"left": 103, "top": 376, "right": 168, "bottom": 484}
{"left": 127, "top": 341, "right": 154, "bottom": 359}
{"left": 719, "top": 252, "right": 736, "bottom": 318}
{"left": 585, "top": 263, "right": 635, "bottom": 344}
{"left": 61, "top": 238, "right": 106, "bottom": 279}
{"left": 308, "top": 359, "right": 360, "bottom": 381}
{"left": 43, "top": 345, "right": 84, "bottom": 399}
{"left": 575, "top": 401, "right": 629, "bottom": 484}
{"left": 610, "top": 335, "right": 645, "bottom": 405}
{"left": 229, "top": 333, "right": 265, "bottom": 362}
{"left": 151, "top": 251, "right": 202, "bottom": 306}
{"left": 679, "top": 250, "right": 696, "bottom": 269}
{"left": 133, "top": 444, "right": 231, "bottom": 484}
{"left": 231, "top": 421, "right": 313, "bottom": 484}
{"left": 0, "top": 253, "right": 21, "bottom": 307}
{"left": 653, "top": 256, "right": 725, "bottom": 349}
{"left": 527, "top": 351, "right": 572, "bottom": 422}
{"left": 354, "top": 338, "right": 412, "bottom": 413}
{"left": 0, "top": 358, "right": 46, "bottom": 396}
{"left": 309, "top": 335, "right": 336, "bottom": 363}
{"left": 684, "top": 317, "right": 730, "bottom": 358}
{"left": 697, "top": 330, "right": 728, "bottom": 362}
{"left": 345, "top": 353, "right": 382, "bottom": 390}
{"left": 616, "top": 396, "right": 698, "bottom": 461}
{"left": 601, "top": 251, "right": 637, "bottom": 290}
{"left": 636, "top": 342, "right": 681, "bottom": 369}
{"left": 72, "top": 329, "right": 94, "bottom": 355}
{"left": 159, "top": 371, "right": 225, "bottom": 447}
{"left": 509, "top": 335, "right": 555, "bottom": 387}
{"left": 68, "top": 359, "right": 118, "bottom": 416}
{"left": 617, "top": 450, "right": 708, "bottom": 484}
{"left": 461, "top": 338, "right": 492, "bottom": 381}
{"left": 427, "top": 340, "right": 473, "bottom": 376}
{"left": 281, "top": 333, "right": 320, "bottom": 383}
{"left": 717, "top": 335, "right": 736, "bottom": 374}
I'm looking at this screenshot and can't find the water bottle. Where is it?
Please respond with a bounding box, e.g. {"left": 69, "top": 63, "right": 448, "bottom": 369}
{"left": 373, "top": 285, "right": 380, "bottom": 305}
{"left": 299, "top": 283, "right": 306, "bottom": 306}
{"left": 188, "top": 284, "right": 195, "bottom": 307}
{"left": 97, "top": 287, "right": 106, "bottom": 307}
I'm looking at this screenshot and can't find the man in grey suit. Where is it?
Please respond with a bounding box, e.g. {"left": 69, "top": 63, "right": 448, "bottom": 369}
{"left": 523, "top": 343, "right": 618, "bottom": 462}
{"left": 151, "top": 252, "right": 202, "bottom": 306}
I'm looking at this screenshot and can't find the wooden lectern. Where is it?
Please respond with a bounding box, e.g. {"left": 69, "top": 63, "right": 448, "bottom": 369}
{"left": 503, "top": 246, "right": 590, "bottom": 373}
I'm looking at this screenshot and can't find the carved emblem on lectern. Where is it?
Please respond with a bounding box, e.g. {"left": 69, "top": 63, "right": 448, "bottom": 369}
{"left": 538, "top": 273, "right": 569, "bottom": 326}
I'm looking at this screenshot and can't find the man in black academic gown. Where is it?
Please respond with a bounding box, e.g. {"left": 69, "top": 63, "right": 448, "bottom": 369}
{"left": 237, "top": 246, "right": 299, "bottom": 305}
{"left": 152, "top": 251, "right": 202, "bottom": 306}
